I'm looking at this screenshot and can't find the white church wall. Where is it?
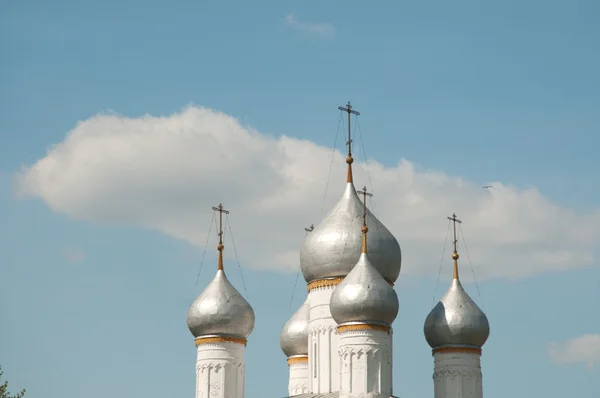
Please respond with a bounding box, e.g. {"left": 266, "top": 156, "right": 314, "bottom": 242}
{"left": 287, "top": 356, "right": 309, "bottom": 396}
{"left": 433, "top": 349, "right": 483, "bottom": 398}
{"left": 195, "top": 338, "right": 246, "bottom": 398}
{"left": 308, "top": 282, "right": 341, "bottom": 394}
{"left": 337, "top": 326, "right": 393, "bottom": 398}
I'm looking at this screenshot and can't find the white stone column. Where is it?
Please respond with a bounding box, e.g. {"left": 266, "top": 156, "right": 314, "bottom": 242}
{"left": 432, "top": 348, "right": 483, "bottom": 398}
{"left": 337, "top": 324, "right": 393, "bottom": 398}
{"left": 194, "top": 336, "right": 247, "bottom": 398}
{"left": 286, "top": 355, "right": 309, "bottom": 396}
{"left": 307, "top": 280, "right": 342, "bottom": 394}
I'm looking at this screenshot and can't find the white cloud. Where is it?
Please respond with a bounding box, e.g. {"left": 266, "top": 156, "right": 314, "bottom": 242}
{"left": 16, "top": 106, "right": 600, "bottom": 280}
{"left": 549, "top": 334, "right": 600, "bottom": 370}
{"left": 63, "top": 247, "right": 86, "bottom": 265}
{"left": 284, "top": 13, "right": 335, "bottom": 39}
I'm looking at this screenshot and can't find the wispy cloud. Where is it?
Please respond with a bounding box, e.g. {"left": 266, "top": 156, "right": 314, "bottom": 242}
{"left": 16, "top": 106, "right": 600, "bottom": 280}
{"left": 548, "top": 334, "right": 600, "bottom": 371}
{"left": 63, "top": 247, "right": 86, "bottom": 265}
{"left": 284, "top": 13, "right": 335, "bottom": 39}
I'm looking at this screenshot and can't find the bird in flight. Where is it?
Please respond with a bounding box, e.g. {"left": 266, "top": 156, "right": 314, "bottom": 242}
{"left": 482, "top": 185, "right": 493, "bottom": 189}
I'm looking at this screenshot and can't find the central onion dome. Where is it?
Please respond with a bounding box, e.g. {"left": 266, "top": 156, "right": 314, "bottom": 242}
{"left": 300, "top": 182, "right": 402, "bottom": 284}
{"left": 187, "top": 269, "right": 255, "bottom": 339}
{"left": 330, "top": 251, "right": 399, "bottom": 326}
{"left": 280, "top": 296, "right": 309, "bottom": 358}
{"left": 424, "top": 252, "right": 490, "bottom": 350}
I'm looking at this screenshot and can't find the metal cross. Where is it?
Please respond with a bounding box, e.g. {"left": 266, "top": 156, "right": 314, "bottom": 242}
{"left": 212, "top": 203, "right": 230, "bottom": 245}
{"left": 338, "top": 101, "right": 360, "bottom": 157}
{"left": 356, "top": 186, "right": 373, "bottom": 227}
{"left": 447, "top": 213, "right": 462, "bottom": 253}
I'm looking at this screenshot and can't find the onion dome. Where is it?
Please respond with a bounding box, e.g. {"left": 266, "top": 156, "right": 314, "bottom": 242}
{"left": 330, "top": 251, "right": 399, "bottom": 326}
{"left": 187, "top": 268, "right": 255, "bottom": 338}
{"left": 300, "top": 182, "right": 402, "bottom": 284}
{"left": 187, "top": 203, "right": 255, "bottom": 339}
{"left": 280, "top": 296, "right": 309, "bottom": 357}
{"left": 330, "top": 188, "right": 399, "bottom": 327}
{"left": 424, "top": 215, "right": 489, "bottom": 350}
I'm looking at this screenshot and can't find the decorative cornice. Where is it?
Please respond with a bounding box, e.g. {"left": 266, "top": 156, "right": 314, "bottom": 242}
{"left": 337, "top": 323, "right": 390, "bottom": 334}
{"left": 287, "top": 356, "right": 308, "bottom": 365}
{"left": 307, "top": 277, "right": 393, "bottom": 292}
{"left": 195, "top": 336, "right": 247, "bottom": 347}
{"left": 307, "top": 277, "right": 344, "bottom": 292}
{"left": 433, "top": 346, "right": 481, "bottom": 355}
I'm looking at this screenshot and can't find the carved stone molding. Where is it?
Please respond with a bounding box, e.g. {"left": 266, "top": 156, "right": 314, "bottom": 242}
{"left": 433, "top": 368, "right": 482, "bottom": 381}
{"left": 339, "top": 346, "right": 379, "bottom": 358}
{"left": 309, "top": 324, "right": 338, "bottom": 336}
{"left": 197, "top": 360, "right": 243, "bottom": 372}
{"left": 289, "top": 383, "right": 309, "bottom": 396}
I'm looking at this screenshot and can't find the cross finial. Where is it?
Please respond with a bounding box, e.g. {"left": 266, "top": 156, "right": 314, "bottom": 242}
{"left": 446, "top": 212, "right": 462, "bottom": 279}
{"left": 338, "top": 101, "right": 360, "bottom": 183}
{"left": 356, "top": 186, "right": 373, "bottom": 253}
{"left": 212, "top": 203, "right": 230, "bottom": 270}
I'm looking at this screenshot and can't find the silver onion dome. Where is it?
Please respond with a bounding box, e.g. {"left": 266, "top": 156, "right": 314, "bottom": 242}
{"left": 280, "top": 296, "right": 309, "bottom": 357}
{"left": 330, "top": 252, "right": 399, "bottom": 326}
{"left": 300, "top": 182, "right": 402, "bottom": 284}
{"left": 187, "top": 269, "right": 255, "bottom": 339}
{"left": 423, "top": 278, "right": 490, "bottom": 349}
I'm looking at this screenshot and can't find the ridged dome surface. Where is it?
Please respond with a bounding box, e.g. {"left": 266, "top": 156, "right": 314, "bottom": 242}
{"left": 300, "top": 182, "right": 402, "bottom": 283}
{"left": 187, "top": 269, "right": 255, "bottom": 338}
{"left": 330, "top": 253, "right": 399, "bottom": 326}
{"left": 424, "top": 278, "right": 490, "bottom": 349}
{"left": 280, "top": 296, "right": 309, "bottom": 357}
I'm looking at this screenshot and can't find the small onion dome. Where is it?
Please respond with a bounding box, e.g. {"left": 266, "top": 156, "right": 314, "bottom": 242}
{"left": 424, "top": 278, "right": 490, "bottom": 350}
{"left": 187, "top": 269, "right": 255, "bottom": 339}
{"left": 300, "top": 182, "right": 401, "bottom": 284}
{"left": 330, "top": 252, "right": 399, "bottom": 326}
{"left": 280, "top": 296, "right": 309, "bottom": 357}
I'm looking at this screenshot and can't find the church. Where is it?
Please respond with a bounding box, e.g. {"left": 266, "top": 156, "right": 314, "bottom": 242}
{"left": 185, "top": 103, "right": 491, "bottom": 398}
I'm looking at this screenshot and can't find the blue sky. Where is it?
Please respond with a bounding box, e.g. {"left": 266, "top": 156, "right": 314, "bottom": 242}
{"left": 1, "top": 1, "right": 599, "bottom": 397}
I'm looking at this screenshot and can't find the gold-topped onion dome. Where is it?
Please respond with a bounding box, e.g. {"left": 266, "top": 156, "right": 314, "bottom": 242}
{"left": 423, "top": 214, "right": 490, "bottom": 351}
{"left": 280, "top": 296, "right": 309, "bottom": 358}
{"left": 187, "top": 204, "right": 255, "bottom": 340}
{"left": 330, "top": 189, "right": 399, "bottom": 327}
{"left": 299, "top": 103, "right": 401, "bottom": 285}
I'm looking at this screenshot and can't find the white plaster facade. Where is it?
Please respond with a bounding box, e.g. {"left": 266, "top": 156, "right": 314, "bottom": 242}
{"left": 433, "top": 351, "right": 483, "bottom": 398}
{"left": 337, "top": 327, "right": 393, "bottom": 398}
{"left": 308, "top": 284, "right": 340, "bottom": 394}
{"left": 287, "top": 357, "right": 310, "bottom": 396}
{"left": 195, "top": 340, "right": 245, "bottom": 398}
